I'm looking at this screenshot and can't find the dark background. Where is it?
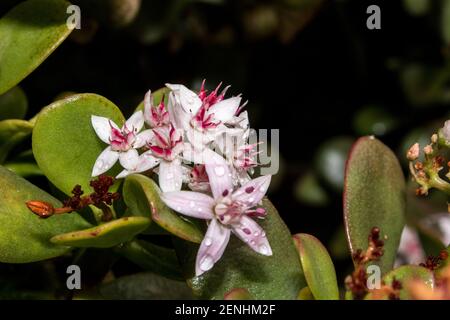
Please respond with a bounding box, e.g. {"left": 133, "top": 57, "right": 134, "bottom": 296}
{"left": 1, "top": 0, "right": 450, "bottom": 288}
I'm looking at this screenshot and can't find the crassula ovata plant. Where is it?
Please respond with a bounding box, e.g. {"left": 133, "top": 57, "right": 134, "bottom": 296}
{"left": 0, "top": 0, "right": 449, "bottom": 301}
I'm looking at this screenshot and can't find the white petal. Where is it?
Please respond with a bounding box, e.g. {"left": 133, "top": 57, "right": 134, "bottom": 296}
{"left": 167, "top": 83, "right": 202, "bottom": 114}
{"left": 232, "top": 216, "right": 272, "bottom": 256}
{"left": 208, "top": 96, "right": 241, "bottom": 123}
{"left": 186, "top": 128, "right": 214, "bottom": 149}
{"left": 168, "top": 92, "right": 191, "bottom": 130}
{"left": 160, "top": 191, "right": 215, "bottom": 219}
{"left": 159, "top": 159, "right": 183, "bottom": 192}
{"left": 119, "top": 149, "right": 139, "bottom": 170}
{"left": 205, "top": 161, "right": 233, "bottom": 200}
{"left": 92, "top": 147, "right": 119, "bottom": 177}
{"left": 196, "top": 219, "right": 231, "bottom": 276}
{"left": 232, "top": 175, "right": 271, "bottom": 207}
{"left": 183, "top": 144, "right": 224, "bottom": 165}
{"left": 116, "top": 169, "right": 132, "bottom": 179}
{"left": 133, "top": 129, "right": 154, "bottom": 148}
{"left": 125, "top": 111, "right": 144, "bottom": 133}
{"left": 136, "top": 151, "right": 160, "bottom": 172}
{"left": 91, "top": 115, "right": 117, "bottom": 144}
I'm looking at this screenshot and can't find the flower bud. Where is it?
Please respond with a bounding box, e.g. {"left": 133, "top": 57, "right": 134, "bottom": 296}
{"left": 407, "top": 143, "right": 420, "bottom": 161}
{"left": 26, "top": 201, "right": 55, "bottom": 218}
{"left": 423, "top": 144, "right": 433, "bottom": 155}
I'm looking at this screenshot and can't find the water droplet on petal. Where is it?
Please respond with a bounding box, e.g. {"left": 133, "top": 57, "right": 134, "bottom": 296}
{"left": 189, "top": 201, "right": 195, "bottom": 208}
{"left": 254, "top": 231, "right": 260, "bottom": 237}
{"left": 259, "top": 244, "right": 269, "bottom": 255}
{"left": 261, "top": 231, "right": 266, "bottom": 237}
{"left": 204, "top": 237, "right": 212, "bottom": 246}
{"left": 199, "top": 255, "right": 214, "bottom": 271}
{"left": 248, "top": 197, "right": 255, "bottom": 203}
{"left": 214, "top": 166, "right": 225, "bottom": 176}
{"left": 250, "top": 240, "right": 256, "bottom": 245}
{"left": 198, "top": 207, "right": 203, "bottom": 212}
{"left": 176, "top": 206, "right": 181, "bottom": 211}
{"left": 260, "top": 187, "right": 266, "bottom": 192}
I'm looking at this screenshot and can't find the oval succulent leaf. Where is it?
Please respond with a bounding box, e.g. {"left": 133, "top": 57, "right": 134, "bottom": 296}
{"left": 0, "top": 86, "right": 28, "bottom": 120}
{"left": 0, "top": 0, "right": 74, "bottom": 95}
{"left": 293, "top": 233, "right": 339, "bottom": 300}
{"left": 0, "top": 165, "right": 91, "bottom": 263}
{"left": 174, "top": 198, "right": 306, "bottom": 299}
{"left": 32, "top": 93, "right": 125, "bottom": 195}
{"left": 50, "top": 216, "right": 151, "bottom": 248}
{"left": 344, "top": 136, "right": 406, "bottom": 274}
{"left": 123, "top": 174, "right": 203, "bottom": 243}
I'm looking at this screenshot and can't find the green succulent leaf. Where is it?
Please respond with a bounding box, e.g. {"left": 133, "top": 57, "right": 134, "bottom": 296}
{"left": 0, "top": 0, "right": 74, "bottom": 95}
{"left": 366, "top": 265, "right": 434, "bottom": 300}
{"left": 0, "top": 119, "right": 33, "bottom": 163}
{"left": 99, "top": 272, "right": 194, "bottom": 300}
{"left": 297, "top": 287, "right": 315, "bottom": 300}
{"left": 174, "top": 198, "right": 306, "bottom": 299}
{"left": 123, "top": 174, "right": 203, "bottom": 243}
{"left": 50, "top": 216, "right": 151, "bottom": 248}
{"left": 0, "top": 165, "right": 90, "bottom": 263}
{"left": 32, "top": 93, "right": 125, "bottom": 195}
{"left": 116, "top": 239, "right": 184, "bottom": 281}
{"left": 4, "top": 162, "right": 43, "bottom": 177}
{"left": 224, "top": 288, "right": 253, "bottom": 300}
{"left": 344, "top": 136, "right": 406, "bottom": 274}
{"left": 293, "top": 233, "right": 339, "bottom": 300}
{"left": 0, "top": 86, "right": 28, "bottom": 120}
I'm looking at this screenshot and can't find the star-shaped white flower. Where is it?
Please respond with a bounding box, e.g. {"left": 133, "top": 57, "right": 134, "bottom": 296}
{"left": 161, "top": 161, "right": 272, "bottom": 276}
{"left": 91, "top": 111, "right": 154, "bottom": 176}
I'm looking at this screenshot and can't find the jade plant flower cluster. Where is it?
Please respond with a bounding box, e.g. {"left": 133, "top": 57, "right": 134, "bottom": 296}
{"left": 91, "top": 81, "right": 273, "bottom": 275}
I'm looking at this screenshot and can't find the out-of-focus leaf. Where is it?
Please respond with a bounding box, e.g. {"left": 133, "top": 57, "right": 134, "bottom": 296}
{"left": 297, "top": 286, "right": 314, "bottom": 300}
{"left": 0, "top": 119, "right": 33, "bottom": 163}
{"left": 116, "top": 239, "right": 184, "bottom": 280}
{"left": 0, "top": 86, "right": 27, "bottom": 120}
{"left": 353, "top": 105, "right": 398, "bottom": 137}
{"left": 344, "top": 136, "right": 405, "bottom": 274}
{"left": 99, "top": 272, "right": 194, "bottom": 299}
{"left": 0, "top": 0, "right": 73, "bottom": 94}
{"left": 403, "top": 0, "right": 430, "bottom": 16}
{"left": 293, "top": 233, "right": 339, "bottom": 300}
{"left": 294, "top": 171, "right": 329, "bottom": 207}
{"left": 50, "top": 216, "right": 150, "bottom": 248}
{"left": 0, "top": 165, "right": 91, "bottom": 263}
{"left": 329, "top": 226, "right": 350, "bottom": 260}
{"left": 443, "top": 0, "right": 450, "bottom": 44}
{"left": 315, "top": 136, "right": 353, "bottom": 192}
{"left": 4, "top": 162, "right": 43, "bottom": 177}
{"left": 175, "top": 198, "right": 306, "bottom": 299}
{"left": 32, "top": 94, "right": 125, "bottom": 195}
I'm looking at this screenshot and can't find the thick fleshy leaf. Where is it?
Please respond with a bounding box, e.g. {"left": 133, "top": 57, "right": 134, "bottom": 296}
{"left": 0, "top": 165, "right": 91, "bottom": 263}
{"left": 224, "top": 288, "right": 253, "bottom": 300}
{"left": 0, "top": 119, "right": 33, "bottom": 163}
{"left": 293, "top": 233, "right": 339, "bottom": 300}
{"left": 50, "top": 216, "right": 151, "bottom": 248}
{"left": 0, "top": 86, "right": 28, "bottom": 120}
{"left": 99, "top": 272, "right": 194, "bottom": 300}
{"left": 174, "top": 198, "right": 306, "bottom": 299}
{"left": 0, "top": 0, "right": 74, "bottom": 95}
{"left": 122, "top": 174, "right": 203, "bottom": 243}
{"left": 32, "top": 93, "right": 125, "bottom": 195}
{"left": 4, "top": 162, "right": 43, "bottom": 177}
{"left": 297, "top": 287, "right": 315, "bottom": 300}
{"left": 366, "top": 265, "right": 434, "bottom": 300}
{"left": 116, "top": 240, "right": 184, "bottom": 281}
{"left": 344, "top": 136, "right": 406, "bottom": 274}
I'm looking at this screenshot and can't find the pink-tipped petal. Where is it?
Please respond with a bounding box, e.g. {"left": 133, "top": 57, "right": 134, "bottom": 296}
{"left": 205, "top": 161, "right": 233, "bottom": 200}
{"left": 133, "top": 129, "right": 155, "bottom": 148}
{"left": 125, "top": 111, "right": 144, "bottom": 133}
{"left": 232, "top": 175, "right": 271, "bottom": 207}
{"left": 92, "top": 146, "right": 119, "bottom": 177}
{"left": 160, "top": 191, "right": 215, "bottom": 219}
{"left": 159, "top": 159, "right": 183, "bottom": 192}
{"left": 91, "top": 115, "right": 117, "bottom": 144}
{"left": 119, "top": 149, "right": 139, "bottom": 170}
{"left": 208, "top": 96, "right": 241, "bottom": 123}
{"left": 232, "top": 216, "right": 272, "bottom": 256}
{"left": 195, "top": 219, "right": 231, "bottom": 276}
{"left": 169, "top": 83, "right": 202, "bottom": 114}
